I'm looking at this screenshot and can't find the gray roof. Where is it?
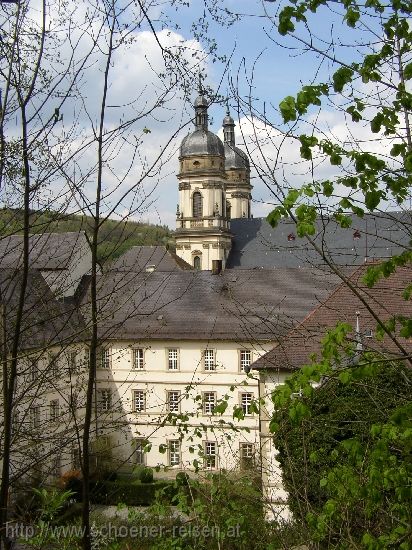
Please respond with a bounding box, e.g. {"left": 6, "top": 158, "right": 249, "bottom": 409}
{"left": 180, "top": 130, "right": 224, "bottom": 158}
{"left": 227, "top": 212, "right": 411, "bottom": 269}
{"left": 0, "top": 268, "right": 85, "bottom": 349}
{"left": 84, "top": 267, "right": 340, "bottom": 342}
{"left": 0, "top": 231, "right": 88, "bottom": 270}
{"left": 224, "top": 143, "right": 250, "bottom": 170}
{"left": 110, "top": 246, "right": 192, "bottom": 272}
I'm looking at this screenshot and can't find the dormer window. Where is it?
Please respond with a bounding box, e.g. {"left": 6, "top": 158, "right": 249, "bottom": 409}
{"left": 353, "top": 230, "right": 361, "bottom": 239}
{"left": 287, "top": 233, "right": 296, "bottom": 242}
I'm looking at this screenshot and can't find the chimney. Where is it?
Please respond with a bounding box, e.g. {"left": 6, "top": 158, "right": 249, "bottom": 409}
{"left": 211, "top": 260, "right": 222, "bottom": 275}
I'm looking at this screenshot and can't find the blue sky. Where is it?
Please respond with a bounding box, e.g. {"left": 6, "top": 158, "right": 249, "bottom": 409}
{"left": 1, "top": 0, "right": 384, "bottom": 227}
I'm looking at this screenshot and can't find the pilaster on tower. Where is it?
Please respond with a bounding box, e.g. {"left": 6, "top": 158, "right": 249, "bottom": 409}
{"left": 175, "top": 94, "right": 232, "bottom": 271}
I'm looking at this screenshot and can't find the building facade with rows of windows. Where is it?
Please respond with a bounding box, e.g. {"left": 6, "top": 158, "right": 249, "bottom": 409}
{"left": 3, "top": 93, "right": 411, "bottom": 522}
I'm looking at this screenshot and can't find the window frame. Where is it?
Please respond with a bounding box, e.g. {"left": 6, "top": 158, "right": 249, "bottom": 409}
{"left": 192, "top": 191, "right": 203, "bottom": 218}
{"left": 29, "top": 359, "right": 39, "bottom": 383}
{"left": 168, "top": 439, "right": 181, "bottom": 467}
{"left": 239, "top": 349, "right": 252, "bottom": 373}
{"left": 48, "top": 352, "right": 59, "bottom": 378}
{"left": 167, "top": 390, "right": 180, "bottom": 413}
{"left": 133, "top": 389, "right": 146, "bottom": 413}
{"left": 134, "top": 438, "right": 146, "bottom": 466}
{"left": 240, "top": 392, "right": 253, "bottom": 416}
{"left": 30, "top": 406, "right": 41, "bottom": 429}
{"left": 99, "top": 389, "right": 112, "bottom": 412}
{"left": 68, "top": 350, "right": 78, "bottom": 375}
{"left": 167, "top": 348, "right": 179, "bottom": 371}
{"left": 203, "top": 391, "right": 216, "bottom": 415}
{"left": 100, "top": 348, "right": 111, "bottom": 370}
{"left": 132, "top": 348, "right": 145, "bottom": 370}
{"left": 49, "top": 399, "right": 59, "bottom": 422}
{"left": 203, "top": 441, "right": 217, "bottom": 469}
{"left": 239, "top": 443, "right": 255, "bottom": 471}
{"left": 203, "top": 349, "right": 216, "bottom": 372}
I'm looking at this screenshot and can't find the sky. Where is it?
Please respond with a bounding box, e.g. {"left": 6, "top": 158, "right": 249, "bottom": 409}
{"left": 1, "top": 0, "right": 396, "bottom": 227}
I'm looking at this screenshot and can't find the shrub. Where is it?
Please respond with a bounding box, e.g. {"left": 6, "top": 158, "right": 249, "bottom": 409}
{"left": 139, "top": 467, "right": 154, "bottom": 484}
{"left": 90, "top": 480, "right": 176, "bottom": 506}
{"left": 175, "top": 471, "right": 190, "bottom": 486}
{"left": 273, "top": 361, "right": 412, "bottom": 544}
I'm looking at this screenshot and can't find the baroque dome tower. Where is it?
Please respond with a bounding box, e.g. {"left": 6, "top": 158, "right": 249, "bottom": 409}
{"left": 223, "top": 109, "right": 252, "bottom": 219}
{"left": 175, "top": 94, "right": 232, "bottom": 271}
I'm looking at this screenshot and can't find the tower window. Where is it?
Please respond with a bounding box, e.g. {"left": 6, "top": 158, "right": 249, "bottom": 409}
{"left": 193, "top": 256, "right": 201, "bottom": 270}
{"left": 192, "top": 192, "right": 203, "bottom": 218}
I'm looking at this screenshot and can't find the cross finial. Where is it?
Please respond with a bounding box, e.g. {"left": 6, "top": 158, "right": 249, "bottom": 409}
{"left": 198, "top": 73, "right": 204, "bottom": 95}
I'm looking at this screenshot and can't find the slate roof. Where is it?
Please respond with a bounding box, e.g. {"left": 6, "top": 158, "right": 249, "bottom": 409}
{"left": 227, "top": 211, "right": 412, "bottom": 269}
{"left": 180, "top": 130, "right": 225, "bottom": 158}
{"left": 111, "top": 246, "right": 192, "bottom": 272}
{"left": 251, "top": 266, "right": 412, "bottom": 371}
{"left": 0, "top": 268, "right": 85, "bottom": 349}
{"left": 83, "top": 267, "right": 341, "bottom": 342}
{"left": 0, "top": 231, "right": 88, "bottom": 270}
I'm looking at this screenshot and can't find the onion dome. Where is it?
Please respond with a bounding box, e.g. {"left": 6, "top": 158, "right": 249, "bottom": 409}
{"left": 180, "top": 94, "right": 224, "bottom": 158}
{"left": 223, "top": 109, "right": 250, "bottom": 170}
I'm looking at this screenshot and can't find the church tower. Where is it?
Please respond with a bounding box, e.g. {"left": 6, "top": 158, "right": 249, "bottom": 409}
{"left": 175, "top": 95, "right": 232, "bottom": 271}
{"left": 223, "top": 109, "right": 252, "bottom": 219}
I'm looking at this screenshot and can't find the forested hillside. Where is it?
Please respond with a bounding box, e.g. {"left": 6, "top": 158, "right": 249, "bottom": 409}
{"left": 0, "top": 208, "right": 173, "bottom": 265}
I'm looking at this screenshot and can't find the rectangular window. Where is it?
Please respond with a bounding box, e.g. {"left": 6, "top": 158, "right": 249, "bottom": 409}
{"left": 68, "top": 351, "right": 78, "bottom": 374}
{"left": 203, "top": 392, "right": 216, "bottom": 415}
{"left": 169, "top": 440, "right": 180, "bottom": 466}
{"left": 240, "top": 393, "right": 253, "bottom": 416}
{"left": 240, "top": 443, "right": 255, "bottom": 470}
{"left": 133, "top": 390, "right": 146, "bottom": 412}
{"left": 239, "top": 350, "right": 251, "bottom": 372}
{"left": 167, "top": 390, "right": 180, "bottom": 413}
{"left": 49, "top": 353, "right": 58, "bottom": 378}
{"left": 99, "top": 389, "right": 112, "bottom": 411}
{"left": 30, "top": 360, "right": 38, "bottom": 382}
{"left": 135, "top": 438, "right": 146, "bottom": 465}
{"left": 204, "top": 441, "right": 217, "bottom": 469}
{"left": 49, "top": 400, "right": 59, "bottom": 422}
{"left": 101, "top": 349, "right": 111, "bottom": 369}
{"left": 167, "top": 349, "right": 179, "bottom": 371}
{"left": 30, "top": 406, "right": 40, "bottom": 429}
{"left": 203, "top": 349, "right": 215, "bottom": 371}
{"left": 132, "top": 348, "right": 144, "bottom": 370}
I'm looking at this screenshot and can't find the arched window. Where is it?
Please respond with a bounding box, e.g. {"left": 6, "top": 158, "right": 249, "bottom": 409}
{"left": 193, "top": 192, "right": 203, "bottom": 218}
{"left": 193, "top": 256, "right": 201, "bottom": 270}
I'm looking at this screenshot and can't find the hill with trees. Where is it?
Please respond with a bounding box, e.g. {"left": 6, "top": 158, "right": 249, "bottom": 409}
{"left": 0, "top": 208, "right": 173, "bottom": 266}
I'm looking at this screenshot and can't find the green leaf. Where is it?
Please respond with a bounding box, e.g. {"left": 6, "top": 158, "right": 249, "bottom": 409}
{"left": 344, "top": 7, "right": 360, "bottom": 28}
{"left": 279, "top": 96, "right": 297, "bottom": 123}
{"left": 332, "top": 67, "right": 354, "bottom": 92}
{"left": 404, "top": 62, "right": 412, "bottom": 80}
{"left": 404, "top": 153, "right": 412, "bottom": 172}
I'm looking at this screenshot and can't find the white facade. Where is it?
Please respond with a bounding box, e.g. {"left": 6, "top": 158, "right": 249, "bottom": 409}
{"left": 258, "top": 368, "right": 292, "bottom": 522}
{"left": 94, "top": 340, "right": 273, "bottom": 476}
